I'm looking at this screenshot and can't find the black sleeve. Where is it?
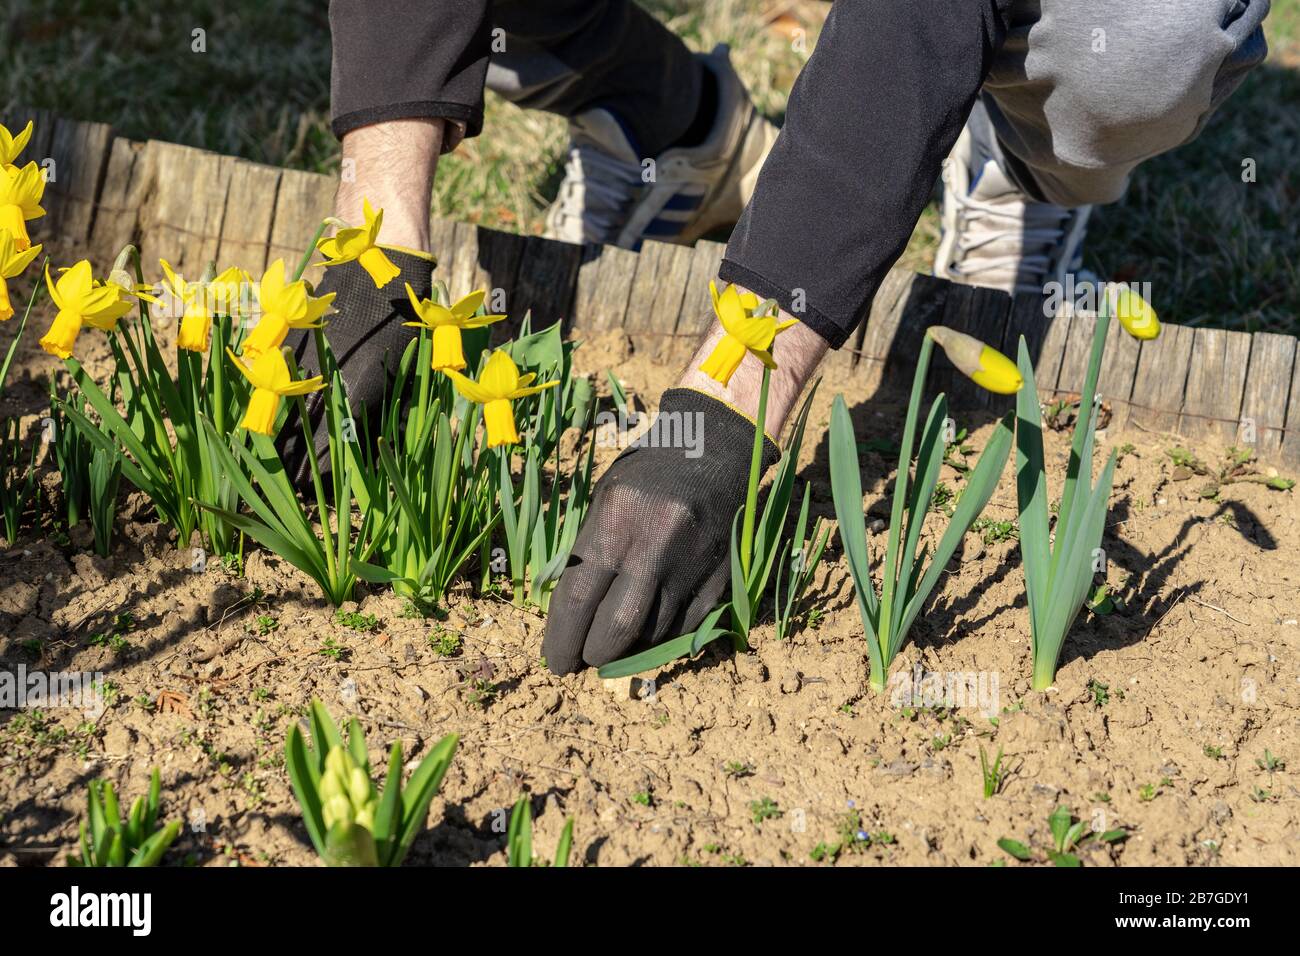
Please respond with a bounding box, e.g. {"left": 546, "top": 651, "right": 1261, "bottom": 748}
{"left": 328, "top": 0, "right": 491, "bottom": 140}
{"left": 718, "top": 0, "right": 1014, "bottom": 348}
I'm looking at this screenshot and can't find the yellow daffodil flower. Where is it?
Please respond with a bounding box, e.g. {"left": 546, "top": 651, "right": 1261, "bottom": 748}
{"left": 159, "top": 259, "right": 246, "bottom": 352}
{"left": 0, "top": 121, "right": 34, "bottom": 167}
{"left": 925, "top": 325, "right": 1023, "bottom": 395}
{"left": 1109, "top": 284, "right": 1160, "bottom": 340}
{"left": 241, "top": 258, "right": 335, "bottom": 360}
{"left": 0, "top": 162, "right": 47, "bottom": 251}
{"left": 227, "top": 345, "right": 325, "bottom": 437}
{"left": 39, "top": 260, "right": 145, "bottom": 359}
{"left": 316, "top": 199, "right": 402, "bottom": 288}
{"left": 0, "top": 230, "right": 41, "bottom": 322}
{"left": 699, "top": 280, "right": 798, "bottom": 386}
{"left": 442, "top": 349, "right": 558, "bottom": 448}
{"left": 403, "top": 285, "right": 504, "bottom": 371}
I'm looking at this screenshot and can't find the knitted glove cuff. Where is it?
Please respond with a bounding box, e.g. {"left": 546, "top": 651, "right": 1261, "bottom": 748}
{"left": 655, "top": 387, "right": 780, "bottom": 474}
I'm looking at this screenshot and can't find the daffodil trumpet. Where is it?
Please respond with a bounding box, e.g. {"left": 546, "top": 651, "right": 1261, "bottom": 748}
{"left": 830, "top": 328, "right": 1019, "bottom": 692}
{"left": 1015, "top": 285, "right": 1156, "bottom": 690}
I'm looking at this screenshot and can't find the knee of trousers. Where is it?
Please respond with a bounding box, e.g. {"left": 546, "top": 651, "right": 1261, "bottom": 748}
{"left": 987, "top": 0, "right": 1269, "bottom": 206}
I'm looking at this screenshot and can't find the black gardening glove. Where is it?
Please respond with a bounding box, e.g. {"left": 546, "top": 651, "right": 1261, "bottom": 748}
{"left": 279, "top": 248, "right": 434, "bottom": 487}
{"left": 542, "top": 388, "right": 779, "bottom": 674}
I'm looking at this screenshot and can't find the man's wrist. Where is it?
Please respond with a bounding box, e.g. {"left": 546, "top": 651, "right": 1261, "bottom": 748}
{"left": 677, "top": 289, "right": 827, "bottom": 438}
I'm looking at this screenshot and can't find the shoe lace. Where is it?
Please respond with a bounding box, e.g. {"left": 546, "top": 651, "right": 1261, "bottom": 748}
{"left": 548, "top": 141, "right": 645, "bottom": 244}
{"left": 949, "top": 187, "right": 1079, "bottom": 296}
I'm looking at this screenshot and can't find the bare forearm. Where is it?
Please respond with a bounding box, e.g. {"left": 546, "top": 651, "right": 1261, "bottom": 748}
{"left": 677, "top": 293, "right": 828, "bottom": 438}
{"left": 335, "top": 118, "right": 445, "bottom": 251}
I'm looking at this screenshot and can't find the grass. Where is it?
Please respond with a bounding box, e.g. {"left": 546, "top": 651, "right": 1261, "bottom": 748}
{"left": 3, "top": 0, "right": 1297, "bottom": 331}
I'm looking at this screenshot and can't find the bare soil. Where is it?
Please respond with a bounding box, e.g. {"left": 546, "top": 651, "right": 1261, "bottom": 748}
{"left": 1, "top": 268, "right": 1297, "bottom": 867}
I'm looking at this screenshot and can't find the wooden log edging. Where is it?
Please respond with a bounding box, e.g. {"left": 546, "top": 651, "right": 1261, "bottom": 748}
{"left": 7, "top": 110, "right": 1299, "bottom": 467}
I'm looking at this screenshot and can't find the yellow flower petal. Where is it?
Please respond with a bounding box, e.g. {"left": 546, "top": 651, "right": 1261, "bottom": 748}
{"left": 442, "top": 367, "right": 494, "bottom": 405}
{"left": 241, "top": 312, "right": 288, "bottom": 360}
{"left": 0, "top": 120, "right": 34, "bottom": 166}
{"left": 0, "top": 231, "right": 40, "bottom": 278}
{"left": 0, "top": 277, "right": 11, "bottom": 322}
{"left": 509, "top": 380, "right": 560, "bottom": 399}
{"left": 478, "top": 350, "right": 522, "bottom": 399}
{"left": 450, "top": 290, "right": 487, "bottom": 321}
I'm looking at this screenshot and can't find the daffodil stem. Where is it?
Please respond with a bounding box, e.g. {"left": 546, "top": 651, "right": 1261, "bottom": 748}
{"left": 212, "top": 313, "right": 227, "bottom": 437}
{"left": 292, "top": 391, "right": 340, "bottom": 595}
{"left": 294, "top": 222, "right": 330, "bottom": 282}
{"left": 739, "top": 364, "right": 770, "bottom": 579}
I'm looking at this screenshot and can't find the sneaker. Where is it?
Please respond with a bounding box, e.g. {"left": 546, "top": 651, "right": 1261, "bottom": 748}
{"left": 543, "top": 44, "right": 779, "bottom": 249}
{"left": 934, "top": 119, "right": 1094, "bottom": 299}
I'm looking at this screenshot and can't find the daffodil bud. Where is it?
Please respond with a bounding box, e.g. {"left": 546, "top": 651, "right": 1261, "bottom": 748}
{"left": 926, "top": 326, "right": 1023, "bottom": 395}
{"left": 1108, "top": 284, "right": 1159, "bottom": 340}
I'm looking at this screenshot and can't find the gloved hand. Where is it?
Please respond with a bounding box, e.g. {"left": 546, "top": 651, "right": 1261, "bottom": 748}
{"left": 542, "top": 387, "right": 778, "bottom": 674}
{"left": 279, "top": 247, "right": 434, "bottom": 487}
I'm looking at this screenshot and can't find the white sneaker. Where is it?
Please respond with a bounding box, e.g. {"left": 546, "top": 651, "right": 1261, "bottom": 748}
{"left": 934, "top": 122, "right": 1094, "bottom": 299}
{"left": 543, "top": 44, "right": 779, "bottom": 249}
